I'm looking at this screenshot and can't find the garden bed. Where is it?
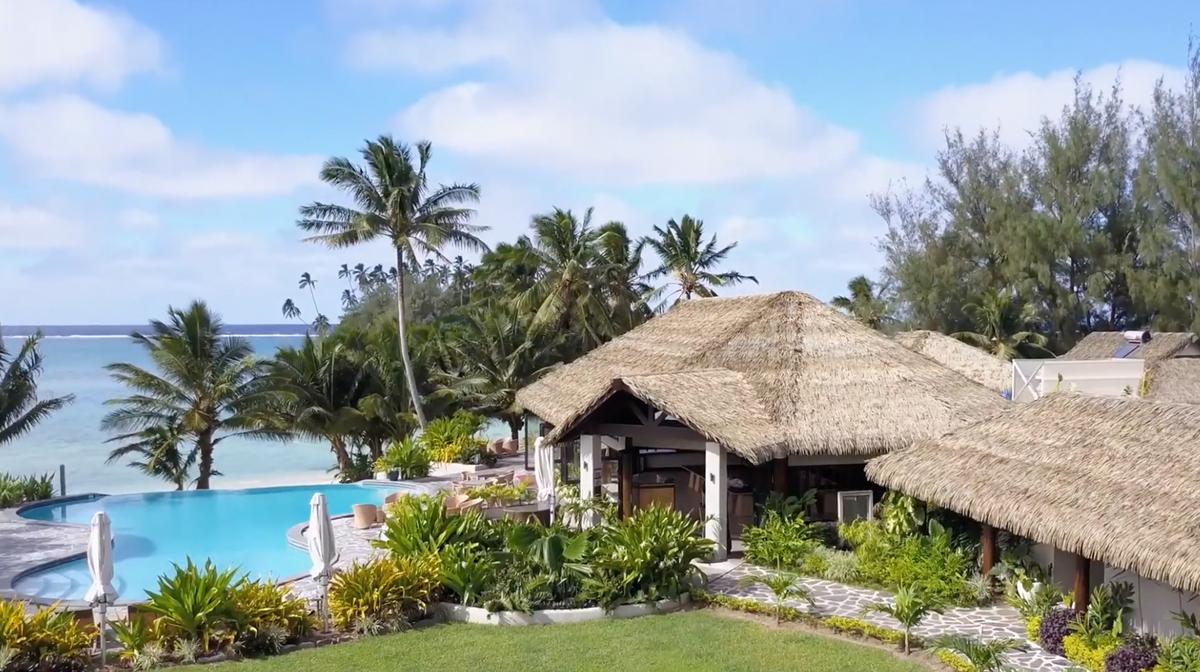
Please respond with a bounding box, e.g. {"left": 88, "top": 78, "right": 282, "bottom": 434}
{"left": 434, "top": 594, "right": 689, "bottom": 626}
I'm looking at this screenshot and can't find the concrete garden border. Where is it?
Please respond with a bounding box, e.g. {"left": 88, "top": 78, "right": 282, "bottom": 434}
{"left": 434, "top": 594, "right": 690, "bottom": 626}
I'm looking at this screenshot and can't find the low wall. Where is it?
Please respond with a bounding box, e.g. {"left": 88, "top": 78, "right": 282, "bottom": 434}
{"left": 434, "top": 595, "right": 689, "bottom": 626}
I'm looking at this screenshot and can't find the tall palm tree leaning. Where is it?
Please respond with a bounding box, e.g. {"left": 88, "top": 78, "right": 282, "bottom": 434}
{"left": 831, "top": 275, "right": 893, "bottom": 330}
{"left": 643, "top": 214, "right": 757, "bottom": 310}
{"left": 298, "top": 136, "right": 487, "bottom": 429}
{"left": 103, "top": 302, "right": 281, "bottom": 489}
{"left": 0, "top": 328, "right": 74, "bottom": 446}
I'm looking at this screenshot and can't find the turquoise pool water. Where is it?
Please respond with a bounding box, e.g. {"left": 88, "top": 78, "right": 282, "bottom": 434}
{"left": 15, "top": 483, "right": 425, "bottom": 603}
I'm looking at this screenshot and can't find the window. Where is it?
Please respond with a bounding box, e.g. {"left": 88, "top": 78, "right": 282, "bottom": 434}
{"left": 837, "top": 490, "right": 874, "bottom": 524}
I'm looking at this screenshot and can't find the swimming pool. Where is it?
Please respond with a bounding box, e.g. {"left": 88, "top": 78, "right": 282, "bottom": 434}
{"left": 14, "top": 482, "right": 428, "bottom": 603}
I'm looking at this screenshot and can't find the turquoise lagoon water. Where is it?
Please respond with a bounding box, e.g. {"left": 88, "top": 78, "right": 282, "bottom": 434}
{"left": 14, "top": 483, "right": 428, "bottom": 602}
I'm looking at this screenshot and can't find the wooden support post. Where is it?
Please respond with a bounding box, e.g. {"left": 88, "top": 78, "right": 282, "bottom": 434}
{"left": 1073, "top": 553, "right": 1091, "bottom": 614}
{"left": 980, "top": 524, "right": 997, "bottom": 589}
{"left": 619, "top": 438, "right": 636, "bottom": 519}
{"left": 772, "top": 457, "right": 788, "bottom": 494}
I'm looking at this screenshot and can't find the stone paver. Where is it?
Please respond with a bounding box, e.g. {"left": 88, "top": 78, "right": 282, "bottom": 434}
{"left": 0, "top": 509, "right": 90, "bottom": 605}
{"left": 702, "top": 560, "right": 1078, "bottom": 672}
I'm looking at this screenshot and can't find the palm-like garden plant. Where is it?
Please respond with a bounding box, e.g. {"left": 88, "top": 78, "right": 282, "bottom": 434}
{"left": 265, "top": 336, "right": 367, "bottom": 473}
{"left": 831, "top": 275, "right": 893, "bottom": 330}
{"left": 643, "top": 215, "right": 756, "bottom": 309}
{"left": 103, "top": 301, "right": 281, "bottom": 489}
{"left": 952, "top": 289, "right": 1053, "bottom": 360}
{"left": 433, "top": 303, "right": 562, "bottom": 440}
{"left": 0, "top": 329, "right": 73, "bottom": 446}
{"left": 105, "top": 424, "right": 195, "bottom": 490}
{"left": 298, "top": 136, "right": 487, "bottom": 429}
{"left": 933, "top": 635, "right": 1022, "bottom": 672}
{"left": 865, "top": 584, "right": 943, "bottom": 654}
{"left": 738, "top": 571, "right": 815, "bottom": 625}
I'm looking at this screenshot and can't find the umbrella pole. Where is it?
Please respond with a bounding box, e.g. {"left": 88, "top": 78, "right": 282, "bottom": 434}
{"left": 97, "top": 602, "right": 107, "bottom": 670}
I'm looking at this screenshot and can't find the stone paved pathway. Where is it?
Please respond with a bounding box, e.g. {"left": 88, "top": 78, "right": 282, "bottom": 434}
{"left": 0, "top": 510, "right": 89, "bottom": 605}
{"left": 702, "top": 560, "right": 1079, "bottom": 672}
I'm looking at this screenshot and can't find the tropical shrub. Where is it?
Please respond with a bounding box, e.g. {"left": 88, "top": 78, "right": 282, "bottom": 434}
{"left": 373, "top": 437, "right": 431, "bottom": 479}
{"left": 1008, "top": 579, "right": 1067, "bottom": 620}
{"left": 0, "top": 473, "right": 54, "bottom": 508}
{"left": 0, "top": 601, "right": 94, "bottom": 672}
{"left": 375, "top": 494, "right": 491, "bottom": 557}
{"left": 1025, "top": 615, "right": 1041, "bottom": 642}
{"left": 1038, "top": 607, "right": 1076, "bottom": 655}
{"left": 419, "top": 411, "right": 487, "bottom": 463}
{"left": 480, "top": 556, "right": 555, "bottom": 613}
{"left": 1071, "top": 582, "right": 1134, "bottom": 645}
{"left": 878, "top": 492, "right": 923, "bottom": 537}
{"left": 840, "top": 519, "right": 975, "bottom": 606}
{"left": 1103, "top": 633, "right": 1158, "bottom": 672}
{"left": 823, "top": 615, "right": 907, "bottom": 646}
{"left": 506, "top": 523, "right": 588, "bottom": 605}
{"left": 1156, "top": 636, "right": 1200, "bottom": 671}
{"left": 142, "top": 558, "right": 244, "bottom": 651}
{"left": 585, "top": 505, "right": 713, "bottom": 610}
{"left": 328, "top": 555, "right": 440, "bottom": 632}
{"left": 227, "top": 579, "right": 315, "bottom": 656}
{"left": 743, "top": 509, "right": 819, "bottom": 570}
{"left": 1063, "top": 632, "right": 1118, "bottom": 672}
{"left": 933, "top": 634, "right": 1023, "bottom": 672}
{"left": 865, "top": 584, "right": 943, "bottom": 654}
{"left": 465, "top": 481, "right": 530, "bottom": 506}
{"left": 110, "top": 617, "right": 156, "bottom": 662}
{"left": 438, "top": 544, "right": 497, "bottom": 607}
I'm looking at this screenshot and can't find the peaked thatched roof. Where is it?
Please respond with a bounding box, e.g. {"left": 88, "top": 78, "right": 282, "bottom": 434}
{"left": 516, "top": 291, "right": 1007, "bottom": 462}
{"left": 894, "top": 330, "right": 1012, "bottom": 393}
{"left": 1062, "top": 331, "right": 1198, "bottom": 364}
{"left": 867, "top": 394, "right": 1200, "bottom": 592}
{"left": 1143, "top": 359, "right": 1200, "bottom": 405}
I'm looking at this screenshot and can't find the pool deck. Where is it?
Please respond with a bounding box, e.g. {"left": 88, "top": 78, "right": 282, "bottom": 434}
{"left": 0, "top": 455, "right": 530, "bottom": 606}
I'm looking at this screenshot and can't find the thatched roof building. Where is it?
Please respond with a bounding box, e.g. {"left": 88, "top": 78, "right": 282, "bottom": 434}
{"left": 867, "top": 394, "right": 1200, "bottom": 592}
{"left": 517, "top": 291, "right": 1006, "bottom": 463}
{"left": 1062, "top": 331, "right": 1198, "bottom": 363}
{"left": 1062, "top": 331, "right": 1199, "bottom": 404}
{"left": 894, "top": 330, "right": 1012, "bottom": 393}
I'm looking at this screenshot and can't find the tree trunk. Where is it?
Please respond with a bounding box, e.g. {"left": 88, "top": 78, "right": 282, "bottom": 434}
{"left": 331, "top": 437, "right": 351, "bottom": 472}
{"left": 395, "top": 249, "right": 428, "bottom": 429}
{"left": 196, "top": 429, "right": 215, "bottom": 490}
{"left": 508, "top": 417, "right": 521, "bottom": 441}
{"left": 903, "top": 630, "right": 910, "bottom": 655}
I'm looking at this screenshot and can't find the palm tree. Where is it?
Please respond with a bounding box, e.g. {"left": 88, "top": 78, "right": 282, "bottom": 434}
{"left": 105, "top": 424, "right": 194, "bottom": 490}
{"left": 265, "top": 336, "right": 366, "bottom": 472}
{"left": 102, "top": 302, "right": 281, "bottom": 489}
{"left": 434, "top": 303, "right": 562, "bottom": 440}
{"left": 865, "top": 585, "right": 943, "bottom": 654}
{"left": 298, "top": 136, "right": 487, "bottom": 429}
{"left": 932, "top": 635, "right": 1022, "bottom": 672}
{"left": 738, "top": 571, "right": 815, "bottom": 624}
{"left": 281, "top": 298, "right": 303, "bottom": 322}
{"left": 832, "top": 275, "right": 893, "bottom": 330}
{"left": 518, "top": 207, "right": 618, "bottom": 347}
{"left": 952, "top": 290, "right": 1053, "bottom": 360}
{"left": 0, "top": 330, "right": 73, "bottom": 446}
{"left": 643, "top": 214, "right": 756, "bottom": 309}
{"left": 597, "top": 221, "right": 652, "bottom": 333}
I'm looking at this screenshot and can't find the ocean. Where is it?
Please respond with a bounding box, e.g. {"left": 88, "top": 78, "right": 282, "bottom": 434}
{"left": 2, "top": 325, "right": 337, "bottom": 495}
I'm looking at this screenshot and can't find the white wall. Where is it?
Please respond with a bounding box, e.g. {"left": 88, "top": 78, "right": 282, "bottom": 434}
{"left": 1012, "top": 359, "right": 1144, "bottom": 402}
{"left": 1104, "top": 566, "right": 1200, "bottom": 636}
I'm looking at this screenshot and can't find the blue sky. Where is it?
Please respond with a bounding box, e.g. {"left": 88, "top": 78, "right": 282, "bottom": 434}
{"left": 0, "top": 0, "right": 1191, "bottom": 324}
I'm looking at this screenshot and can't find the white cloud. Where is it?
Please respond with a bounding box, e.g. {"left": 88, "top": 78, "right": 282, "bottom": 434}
{"left": 0, "top": 95, "right": 321, "bottom": 199}
{"left": 0, "top": 0, "right": 163, "bottom": 93}
{"left": 116, "top": 208, "right": 160, "bottom": 231}
{"left": 0, "top": 202, "right": 85, "bottom": 250}
{"left": 914, "top": 60, "right": 1186, "bottom": 150}
{"left": 373, "top": 13, "right": 866, "bottom": 185}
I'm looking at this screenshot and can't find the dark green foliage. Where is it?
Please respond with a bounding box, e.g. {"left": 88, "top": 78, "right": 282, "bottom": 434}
{"left": 743, "top": 510, "right": 820, "bottom": 570}
{"left": 0, "top": 473, "right": 54, "bottom": 508}
{"left": 839, "top": 519, "right": 976, "bottom": 607}
{"left": 0, "top": 330, "right": 73, "bottom": 448}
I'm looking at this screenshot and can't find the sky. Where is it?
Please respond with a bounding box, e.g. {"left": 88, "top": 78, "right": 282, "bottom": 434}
{"left": 0, "top": 0, "right": 1192, "bottom": 324}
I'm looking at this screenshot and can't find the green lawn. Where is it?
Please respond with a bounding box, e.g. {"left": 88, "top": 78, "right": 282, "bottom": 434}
{"left": 192, "top": 611, "right": 926, "bottom": 672}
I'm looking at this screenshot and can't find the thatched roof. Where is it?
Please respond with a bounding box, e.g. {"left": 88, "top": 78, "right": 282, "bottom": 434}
{"left": 1143, "top": 359, "right": 1200, "bottom": 405}
{"left": 1062, "top": 331, "right": 1198, "bottom": 364}
{"left": 867, "top": 394, "right": 1200, "bottom": 592}
{"left": 516, "top": 291, "right": 1007, "bottom": 462}
{"left": 894, "top": 330, "right": 1012, "bottom": 393}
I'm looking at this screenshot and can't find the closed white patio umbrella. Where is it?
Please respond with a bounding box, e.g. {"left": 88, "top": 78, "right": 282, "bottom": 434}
{"left": 84, "top": 512, "right": 119, "bottom": 667}
{"left": 306, "top": 492, "right": 337, "bottom": 630}
{"left": 533, "top": 437, "right": 556, "bottom": 520}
